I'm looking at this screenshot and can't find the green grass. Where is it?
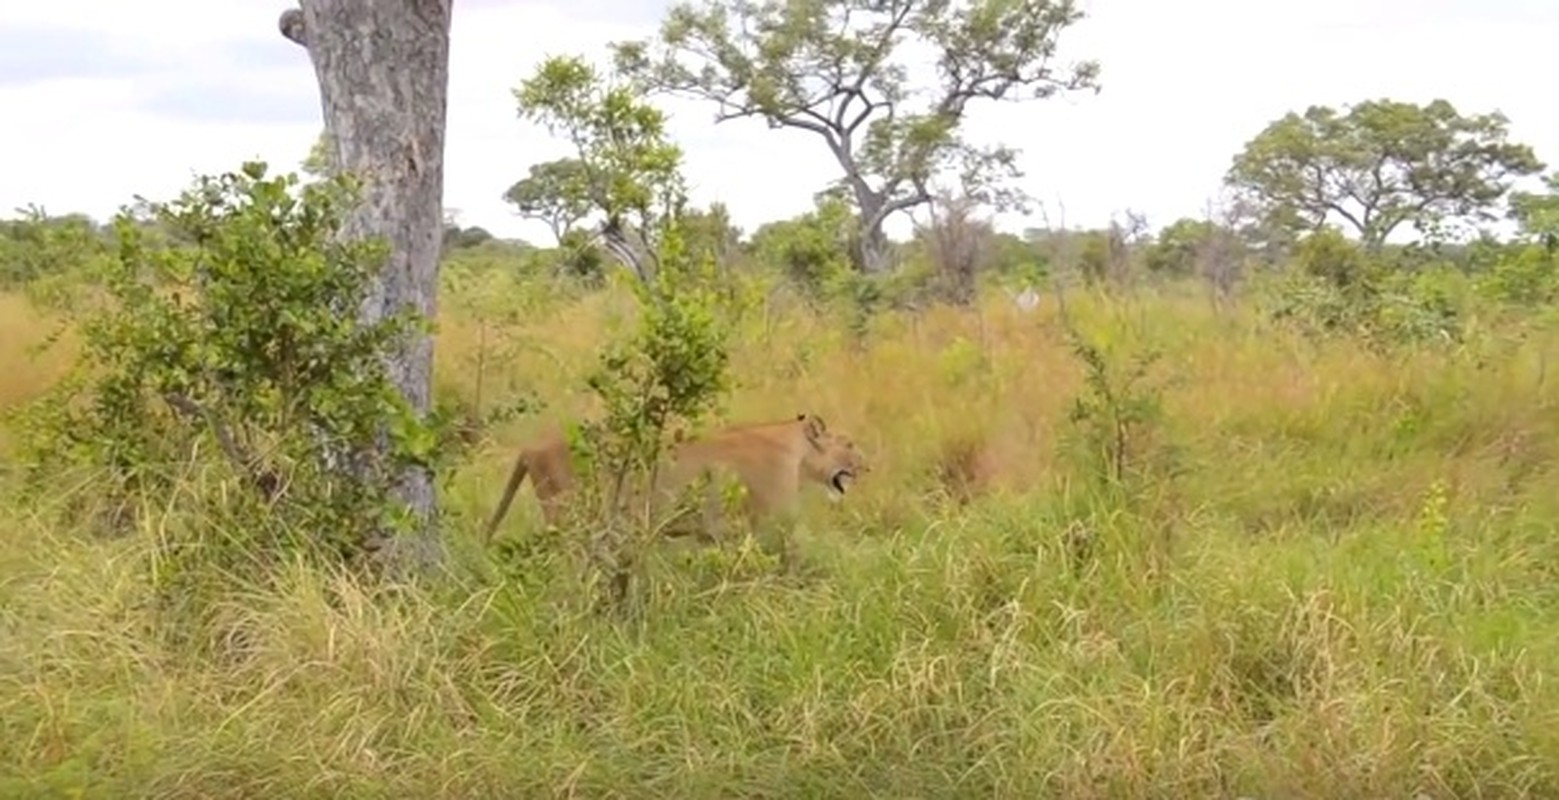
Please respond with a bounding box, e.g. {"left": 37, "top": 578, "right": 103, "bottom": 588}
{"left": 2, "top": 278, "right": 1558, "bottom": 797}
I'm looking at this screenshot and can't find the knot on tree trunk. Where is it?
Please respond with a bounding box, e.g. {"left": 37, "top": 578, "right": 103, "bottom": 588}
{"left": 278, "top": 7, "right": 307, "bottom": 47}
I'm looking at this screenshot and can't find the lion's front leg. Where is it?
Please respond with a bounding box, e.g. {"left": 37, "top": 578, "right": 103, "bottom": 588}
{"left": 744, "top": 507, "right": 799, "bottom": 575}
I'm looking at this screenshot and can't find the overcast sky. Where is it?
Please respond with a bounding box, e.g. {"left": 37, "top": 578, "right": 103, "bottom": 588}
{"left": 1, "top": 0, "right": 1554, "bottom": 244}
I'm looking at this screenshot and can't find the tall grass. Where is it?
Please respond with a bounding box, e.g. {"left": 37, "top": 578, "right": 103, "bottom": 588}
{"left": 3, "top": 277, "right": 1557, "bottom": 797}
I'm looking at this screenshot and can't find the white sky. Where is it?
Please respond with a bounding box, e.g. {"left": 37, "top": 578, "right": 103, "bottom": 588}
{"left": 0, "top": 0, "right": 1554, "bottom": 244}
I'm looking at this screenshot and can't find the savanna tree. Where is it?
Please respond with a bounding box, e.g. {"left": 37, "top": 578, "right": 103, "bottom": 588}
{"left": 611, "top": 0, "right": 1100, "bottom": 274}
{"left": 279, "top": 0, "right": 452, "bottom": 570}
{"left": 1226, "top": 98, "right": 1544, "bottom": 251}
{"left": 514, "top": 57, "right": 686, "bottom": 283}
{"left": 1509, "top": 173, "right": 1559, "bottom": 251}
{"left": 502, "top": 157, "right": 596, "bottom": 243}
{"left": 1142, "top": 215, "right": 1244, "bottom": 286}
{"left": 1142, "top": 218, "right": 1216, "bottom": 278}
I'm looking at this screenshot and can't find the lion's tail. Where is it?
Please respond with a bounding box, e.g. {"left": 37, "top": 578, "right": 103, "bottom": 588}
{"left": 483, "top": 452, "right": 531, "bottom": 543}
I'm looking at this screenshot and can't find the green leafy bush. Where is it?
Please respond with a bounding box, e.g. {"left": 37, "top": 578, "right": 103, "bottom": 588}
{"left": 12, "top": 163, "right": 444, "bottom": 583}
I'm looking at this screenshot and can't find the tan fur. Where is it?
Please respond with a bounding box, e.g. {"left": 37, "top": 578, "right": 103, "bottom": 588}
{"left": 482, "top": 413, "right": 868, "bottom": 544}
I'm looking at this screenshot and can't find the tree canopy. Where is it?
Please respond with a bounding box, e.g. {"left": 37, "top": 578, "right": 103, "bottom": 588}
{"left": 1226, "top": 98, "right": 1544, "bottom": 250}
{"left": 501, "top": 158, "right": 595, "bottom": 244}
{"left": 514, "top": 55, "right": 686, "bottom": 282}
{"left": 610, "top": 0, "right": 1099, "bottom": 273}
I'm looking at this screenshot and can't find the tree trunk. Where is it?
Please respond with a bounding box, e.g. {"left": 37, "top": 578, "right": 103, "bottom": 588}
{"left": 856, "top": 224, "right": 894, "bottom": 275}
{"left": 853, "top": 192, "right": 895, "bottom": 275}
{"left": 279, "top": 0, "right": 451, "bottom": 573}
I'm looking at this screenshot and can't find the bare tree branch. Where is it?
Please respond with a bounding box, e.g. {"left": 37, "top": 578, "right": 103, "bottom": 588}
{"left": 163, "top": 392, "right": 284, "bottom": 502}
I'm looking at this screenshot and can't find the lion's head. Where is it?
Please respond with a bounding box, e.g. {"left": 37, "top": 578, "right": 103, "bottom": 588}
{"left": 795, "top": 413, "right": 869, "bottom": 502}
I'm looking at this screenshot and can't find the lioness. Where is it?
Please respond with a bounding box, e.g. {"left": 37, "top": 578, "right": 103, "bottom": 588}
{"left": 481, "top": 413, "right": 868, "bottom": 547}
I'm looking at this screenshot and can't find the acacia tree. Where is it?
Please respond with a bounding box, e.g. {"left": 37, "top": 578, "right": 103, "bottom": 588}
{"left": 514, "top": 58, "right": 686, "bottom": 283}
{"left": 278, "top": 0, "right": 452, "bottom": 570}
{"left": 611, "top": 0, "right": 1099, "bottom": 274}
{"left": 1226, "top": 98, "right": 1545, "bottom": 251}
{"left": 502, "top": 158, "right": 595, "bottom": 243}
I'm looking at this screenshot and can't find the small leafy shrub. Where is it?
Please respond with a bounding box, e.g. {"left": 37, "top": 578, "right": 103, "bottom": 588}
{"left": 11, "top": 162, "right": 445, "bottom": 601}
{"left": 747, "top": 196, "right": 858, "bottom": 301}
{"left": 567, "top": 227, "right": 734, "bottom": 606}
{"left": 1368, "top": 267, "right": 1465, "bottom": 344}
{"left": 1295, "top": 226, "right": 1377, "bottom": 289}
{"left": 1061, "top": 326, "right": 1170, "bottom": 493}
{"left": 1263, "top": 229, "right": 1464, "bottom": 348}
{"left": 1479, "top": 244, "right": 1558, "bottom": 307}
{"left": 511, "top": 54, "right": 737, "bottom": 610}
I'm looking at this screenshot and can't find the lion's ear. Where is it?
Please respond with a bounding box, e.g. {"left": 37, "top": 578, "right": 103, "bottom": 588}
{"left": 801, "top": 413, "right": 827, "bottom": 445}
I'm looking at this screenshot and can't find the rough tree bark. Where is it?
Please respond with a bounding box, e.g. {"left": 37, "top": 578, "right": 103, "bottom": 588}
{"left": 279, "top": 0, "right": 452, "bottom": 572}
{"left": 856, "top": 213, "right": 895, "bottom": 276}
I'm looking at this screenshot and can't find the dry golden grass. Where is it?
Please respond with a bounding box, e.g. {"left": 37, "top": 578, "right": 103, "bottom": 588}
{"left": 0, "top": 293, "right": 77, "bottom": 453}
{"left": 3, "top": 277, "right": 1558, "bottom": 797}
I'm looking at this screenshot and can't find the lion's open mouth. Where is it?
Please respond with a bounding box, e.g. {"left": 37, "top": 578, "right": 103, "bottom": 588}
{"left": 827, "top": 470, "right": 854, "bottom": 500}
